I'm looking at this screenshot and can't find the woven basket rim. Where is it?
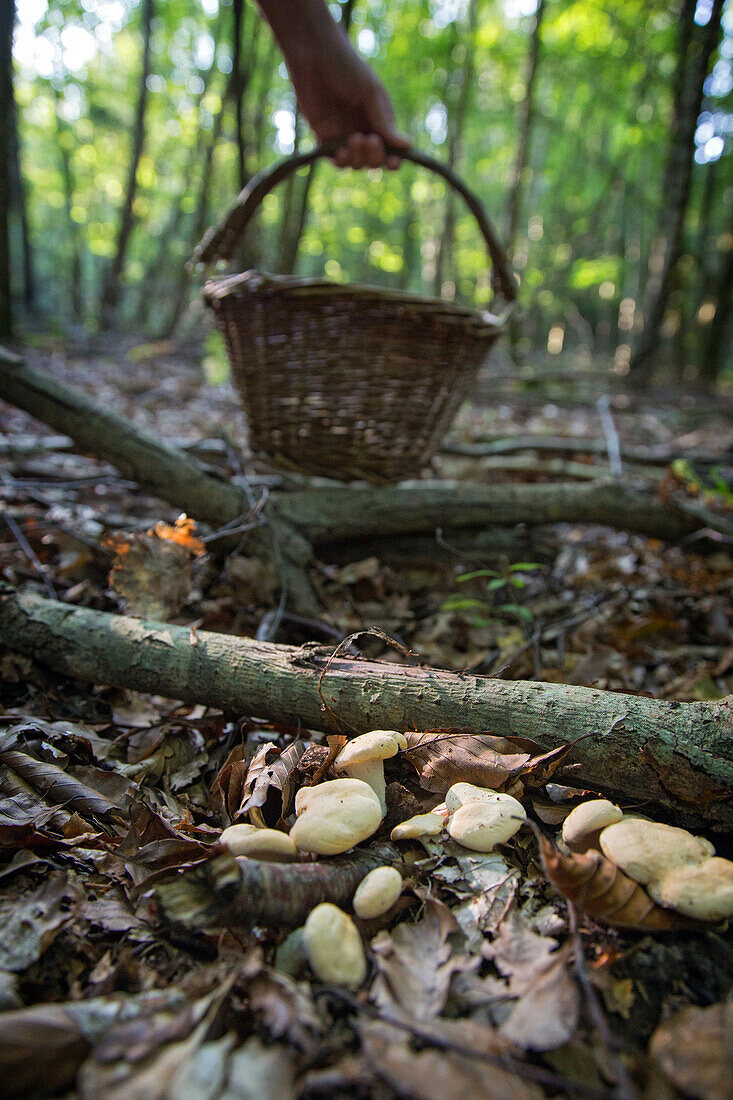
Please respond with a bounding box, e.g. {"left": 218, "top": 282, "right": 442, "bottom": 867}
{"left": 203, "top": 269, "right": 510, "bottom": 326}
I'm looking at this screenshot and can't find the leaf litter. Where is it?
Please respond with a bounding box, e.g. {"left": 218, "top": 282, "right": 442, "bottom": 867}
{"left": 1, "top": 345, "right": 733, "bottom": 1098}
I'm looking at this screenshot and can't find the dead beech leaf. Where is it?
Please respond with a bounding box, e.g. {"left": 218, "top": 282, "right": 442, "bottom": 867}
{"left": 370, "top": 899, "right": 476, "bottom": 1022}
{"left": 0, "top": 1002, "right": 90, "bottom": 1097}
{"left": 650, "top": 1000, "right": 732, "bottom": 1100}
{"left": 104, "top": 518, "right": 203, "bottom": 621}
{"left": 0, "top": 749, "right": 122, "bottom": 822}
{"left": 402, "top": 730, "right": 532, "bottom": 793}
{"left": 0, "top": 875, "right": 79, "bottom": 973}
{"left": 402, "top": 730, "right": 578, "bottom": 796}
{"left": 484, "top": 912, "right": 580, "bottom": 1051}
{"left": 361, "top": 1020, "right": 545, "bottom": 1100}
{"left": 237, "top": 741, "right": 306, "bottom": 825}
{"left": 535, "top": 830, "right": 698, "bottom": 931}
{"left": 210, "top": 743, "right": 248, "bottom": 822}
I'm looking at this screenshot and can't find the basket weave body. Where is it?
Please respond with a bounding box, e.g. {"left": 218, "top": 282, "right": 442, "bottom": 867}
{"left": 205, "top": 272, "right": 504, "bottom": 484}
{"left": 194, "top": 141, "right": 515, "bottom": 484}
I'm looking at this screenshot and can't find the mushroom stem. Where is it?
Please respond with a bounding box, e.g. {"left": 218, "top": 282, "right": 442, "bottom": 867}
{"left": 341, "top": 760, "right": 387, "bottom": 815}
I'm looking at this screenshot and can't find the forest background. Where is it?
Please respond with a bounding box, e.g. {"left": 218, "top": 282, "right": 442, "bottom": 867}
{"left": 1, "top": 0, "right": 732, "bottom": 387}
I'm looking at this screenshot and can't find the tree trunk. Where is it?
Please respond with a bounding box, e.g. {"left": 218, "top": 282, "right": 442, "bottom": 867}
{"left": 9, "top": 72, "right": 34, "bottom": 312}
{"left": 505, "top": 0, "right": 546, "bottom": 260}
{"left": 99, "top": 0, "right": 155, "bottom": 327}
{"left": 0, "top": 0, "right": 15, "bottom": 340}
{"left": 1, "top": 587, "right": 731, "bottom": 829}
{"left": 629, "top": 0, "right": 725, "bottom": 379}
{"left": 53, "top": 88, "right": 84, "bottom": 320}
{"left": 699, "top": 208, "right": 733, "bottom": 386}
{"left": 433, "top": 0, "right": 477, "bottom": 299}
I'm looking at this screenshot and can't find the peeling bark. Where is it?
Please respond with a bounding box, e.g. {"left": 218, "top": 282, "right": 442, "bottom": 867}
{"left": 1, "top": 587, "right": 731, "bottom": 829}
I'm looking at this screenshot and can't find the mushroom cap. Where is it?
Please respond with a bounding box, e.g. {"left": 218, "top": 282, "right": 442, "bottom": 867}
{"left": 219, "top": 823, "right": 260, "bottom": 855}
{"left": 445, "top": 783, "right": 525, "bottom": 816}
{"left": 230, "top": 828, "right": 297, "bottom": 861}
{"left": 295, "top": 777, "right": 380, "bottom": 815}
{"left": 390, "top": 812, "right": 445, "bottom": 841}
{"left": 333, "top": 730, "right": 407, "bottom": 770}
{"left": 291, "top": 779, "right": 382, "bottom": 855}
{"left": 561, "top": 799, "right": 624, "bottom": 851}
{"left": 303, "top": 903, "right": 367, "bottom": 987}
{"left": 599, "top": 819, "right": 715, "bottom": 885}
{"left": 648, "top": 857, "right": 733, "bottom": 922}
{"left": 448, "top": 801, "right": 525, "bottom": 853}
{"left": 352, "top": 866, "right": 403, "bottom": 919}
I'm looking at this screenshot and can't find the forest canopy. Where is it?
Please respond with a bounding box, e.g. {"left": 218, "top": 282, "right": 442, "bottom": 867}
{"left": 5, "top": 0, "right": 733, "bottom": 383}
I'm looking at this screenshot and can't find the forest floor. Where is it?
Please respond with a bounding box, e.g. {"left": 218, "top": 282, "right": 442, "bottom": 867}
{"left": 1, "top": 334, "right": 733, "bottom": 1099}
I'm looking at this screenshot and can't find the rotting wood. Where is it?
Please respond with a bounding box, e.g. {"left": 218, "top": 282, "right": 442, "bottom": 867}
{"left": 1, "top": 586, "right": 731, "bottom": 829}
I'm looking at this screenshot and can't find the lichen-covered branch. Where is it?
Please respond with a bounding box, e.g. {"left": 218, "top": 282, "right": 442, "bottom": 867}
{"left": 1, "top": 587, "right": 731, "bottom": 828}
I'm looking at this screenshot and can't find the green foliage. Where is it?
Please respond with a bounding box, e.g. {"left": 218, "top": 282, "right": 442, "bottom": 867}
{"left": 9, "top": 0, "right": 733, "bottom": 379}
{"left": 442, "top": 561, "right": 545, "bottom": 627}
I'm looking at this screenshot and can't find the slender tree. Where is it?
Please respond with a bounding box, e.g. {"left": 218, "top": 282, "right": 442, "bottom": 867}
{"left": 505, "top": 0, "right": 546, "bottom": 261}
{"left": 0, "top": 0, "right": 15, "bottom": 339}
{"left": 700, "top": 202, "right": 733, "bottom": 385}
{"left": 99, "top": 0, "right": 155, "bottom": 327}
{"left": 433, "top": 0, "right": 478, "bottom": 298}
{"left": 629, "top": 0, "right": 725, "bottom": 378}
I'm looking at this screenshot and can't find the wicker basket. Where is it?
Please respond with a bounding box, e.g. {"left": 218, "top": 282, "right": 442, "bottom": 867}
{"left": 193, "top": 141, "right": 516, "bottom": 484}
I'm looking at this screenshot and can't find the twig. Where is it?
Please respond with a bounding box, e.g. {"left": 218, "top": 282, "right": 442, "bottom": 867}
{"left": 2, "top": 513, "right": 58, "bottom": 599}
{"left": 596, "top": 394, "right": 623, "bottom": 478}
{"left": 568, "top": 904, "right": 639, "bottom": 1100}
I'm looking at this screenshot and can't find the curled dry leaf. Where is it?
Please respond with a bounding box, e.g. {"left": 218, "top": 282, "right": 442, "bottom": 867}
{"left": 535, "top": 830, "right": 699, "bottom": 931}
{"left": 237, "top": 740, "right": 306, "bottom": 826}
{"left": 0, "top": 748, "right": 122, "bottom": 824}
{"left": 402, "top": 730, "right": 577, "bottom": 796}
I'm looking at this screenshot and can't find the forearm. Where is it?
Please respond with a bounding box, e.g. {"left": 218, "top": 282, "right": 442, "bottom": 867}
{"left": 256, "top": 0, "right": 348, "bottom": 69}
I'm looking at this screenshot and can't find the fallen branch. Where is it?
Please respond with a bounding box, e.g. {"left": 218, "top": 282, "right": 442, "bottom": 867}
{"left": 442, "top": 434, "right": 728, "bottom": 467}
{"left": 1, "top": 587, "right": 731, "bottom": 828}
{"left": 152, "top": 846, "right": 401, "bottom": 930}
{"left": 1, "top": 353, "right": 727, "bottom": 545}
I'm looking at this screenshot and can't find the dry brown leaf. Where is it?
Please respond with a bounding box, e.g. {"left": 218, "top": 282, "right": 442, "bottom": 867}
{"left": 237, "top": 741, "right": 306, "bottom": 825}
{"left": 104, "top": 518, "right": 204, "bottom": 620}
{"left": 484, "top": 912, "right": 580, "bottom": 1051}
{"left": 402, "top": 730, "right": 576, "bottom": 795}
{"left": 650, "top": 1000, "right": 733, "bottom": 1100}
{"left": 361, "top": 1020, "right": 545, "bottom": 1100}
{"left": 0, "top": 874, "right": 80, "bottom": 973}
{"left": 535, "top": 830, "right": 698, "bottom": 931}
{"left": 370, "top": 899, "right": 476, "bottom": 1022}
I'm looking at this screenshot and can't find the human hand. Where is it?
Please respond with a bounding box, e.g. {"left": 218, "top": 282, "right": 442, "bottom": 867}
{"left": 257, "top": 0, "right": 409, "bottom": 169}
{"left": 290, "top": 48, "right": 409, "bottom": 170}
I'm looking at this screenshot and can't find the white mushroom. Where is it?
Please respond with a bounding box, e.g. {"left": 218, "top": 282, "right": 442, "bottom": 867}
{"left": 561, "top": 799, "right": 624, "bottom": 853}
{"left": 290, "top": 778, "right": 382, "bottom": 855}
{"left": 448, "top": 800, "right": 525, "bottom": 853}
{"left": 352, "top": 866, "right": 403, "bottom": 919}
{"left": 647, "top": 857, "right": 733, "bottom": 922}
{"left": 230, "top": 828, "right": 297, "bottom": 861}
{"left": 444, "top": 783, "right": 523, "bottom": 815}
{"left": 303, "top": 903, "right": 367, "bottom": 987}
{"left": 390, "top": 812, "right": 445, "bottom": 841}
{"left": 219, "top": 823, "right": 260, "bottom": 854}
{"left": 599, "top": 819, "right": 715, "bottom": 886}
{"left": 333, "top": 730, "right": 407, "bottom": 815}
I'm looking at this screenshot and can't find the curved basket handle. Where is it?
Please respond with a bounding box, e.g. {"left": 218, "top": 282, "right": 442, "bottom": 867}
{"left": 190, "top": 139, "right": 517, "bottom": 306}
